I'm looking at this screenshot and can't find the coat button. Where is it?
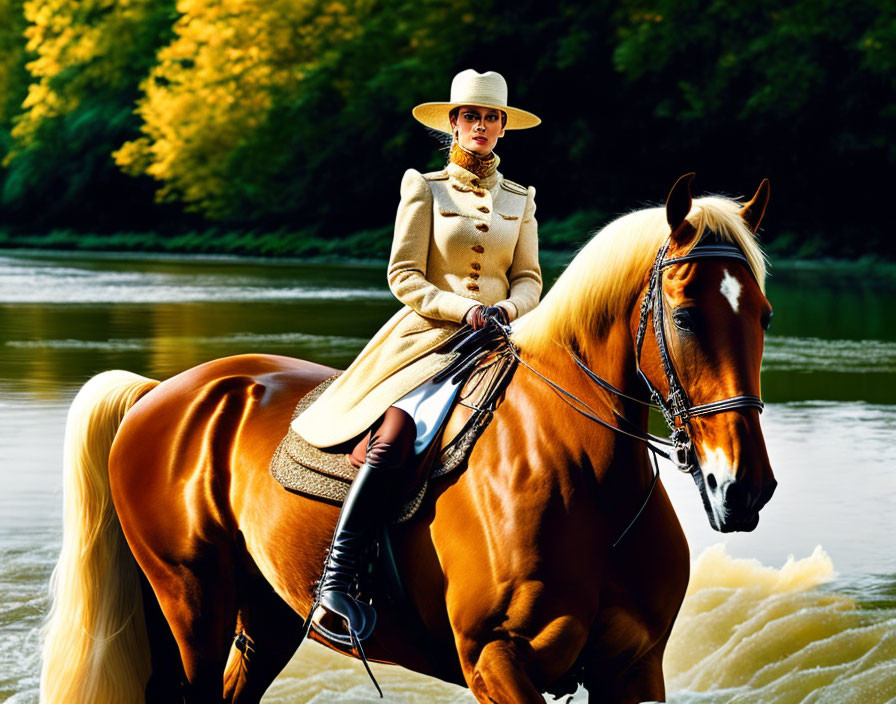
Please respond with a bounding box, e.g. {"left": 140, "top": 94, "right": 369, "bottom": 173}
{"left": 471, "top": 244, "right": 485, "bottom": 253}
{"left": 471, "top": 262, "right": 481, "bottom": 270}
{"left": 476, "top": 223, "right": 489, "bottom": 232}
{"left": 469, "top": 272, "right": 480, "bottom": 280}
{"left": 477, "top": 206, "right": 490, "bottom": 213}
{"left": 466, "top": 283, "right": 480, "bottom": 292}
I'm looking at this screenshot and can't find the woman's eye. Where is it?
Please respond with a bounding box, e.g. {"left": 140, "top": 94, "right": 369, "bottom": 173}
{"left": 485, "top": 114, "right": 498, "bottom": 122}
{"left": 672, "top": 308, "right": 696, "bottom": 332}
{"left": 462, "top": 113, "right": 477, "bottom": 122}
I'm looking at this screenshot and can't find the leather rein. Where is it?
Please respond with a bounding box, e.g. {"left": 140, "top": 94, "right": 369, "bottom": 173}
{"left": 504, "top": 232, "right": 765, "bottom": 545}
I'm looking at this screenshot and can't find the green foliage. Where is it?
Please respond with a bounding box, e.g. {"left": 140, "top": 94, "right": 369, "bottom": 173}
{"left": 0, "top": 223, "right": 395, "bottom": 260}
{"left": 0, "top": 0, "right": 893, "bottom": 257}
{"left": 116, "top": 0, "right": 484, "bottom": 229}
{"left": 1, "top": 0, "right": 175, "bottom": 228}
{"left": 609, "top": 0, "right": 896, "bottom": 257}
{"left": 0, "top": 0, "right": 28, "bottom": 132}
{"left": 538, "top": 209, "right": 607, "bottom": 251}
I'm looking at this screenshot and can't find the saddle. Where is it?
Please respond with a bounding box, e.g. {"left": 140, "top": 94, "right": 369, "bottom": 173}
{"left": 269, "top": 325, "right": 518, "bottom": 522}
{"left": 270, "top": 325, "right": 518, "bottom": 680}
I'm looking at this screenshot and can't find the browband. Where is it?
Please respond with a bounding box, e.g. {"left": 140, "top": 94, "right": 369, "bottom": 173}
{"left": 662, "top": 244, "right": 750, "bottom": 269}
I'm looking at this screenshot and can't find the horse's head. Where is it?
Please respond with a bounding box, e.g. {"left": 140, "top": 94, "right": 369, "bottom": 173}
{"left": 635, "top": 174, "right": 776, "bottom": 532}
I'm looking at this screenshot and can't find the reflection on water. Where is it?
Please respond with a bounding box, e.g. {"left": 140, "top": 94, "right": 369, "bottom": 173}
{"left": 763, "top": 336, "right": 896, "bottom": 374}
{"left": 0, "top": 254, "right": 394, "bottom": 303}
{"left": 1, "top": 252, "right": 895, "bottom": 702}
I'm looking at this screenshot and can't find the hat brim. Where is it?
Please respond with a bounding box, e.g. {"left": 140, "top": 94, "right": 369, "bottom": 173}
{"left": 412, "top": 102, "right": 541, "bottom": 133}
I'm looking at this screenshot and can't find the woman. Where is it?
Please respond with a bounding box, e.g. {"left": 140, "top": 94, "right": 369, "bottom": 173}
{"left": 292, "top": 68, "right": 542, "bottom": 644}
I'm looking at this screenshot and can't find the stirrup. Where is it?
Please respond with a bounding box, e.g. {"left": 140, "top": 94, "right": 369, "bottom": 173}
{"left": 310, "top": 591, "right": 377, "bottom": 645}
{"left": 304, "top": 596, "right": 383, "bottom": 698}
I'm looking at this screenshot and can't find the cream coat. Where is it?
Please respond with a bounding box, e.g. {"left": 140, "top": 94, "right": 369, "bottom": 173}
{"left": 292, "top": 159, "right": 542, "bottom": 448}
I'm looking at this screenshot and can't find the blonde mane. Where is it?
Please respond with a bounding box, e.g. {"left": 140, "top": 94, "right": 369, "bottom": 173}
{"left": 512, "top": 196, "right": 767, "bottom": 358}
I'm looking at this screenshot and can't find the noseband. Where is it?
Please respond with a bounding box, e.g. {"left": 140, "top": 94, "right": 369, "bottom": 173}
{"left": 631, "top": 234, "right": 765, "bottom": 471}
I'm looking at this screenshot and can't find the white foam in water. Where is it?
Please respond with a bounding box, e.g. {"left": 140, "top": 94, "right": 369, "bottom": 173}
{"left": 664, "top": 545, "right": 896, "bottom": 704}
{"left": 259, "top": 546, "right": 896, "bottom": 703}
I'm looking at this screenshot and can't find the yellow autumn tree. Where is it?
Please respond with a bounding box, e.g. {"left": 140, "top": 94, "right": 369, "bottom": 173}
{"left": 9, "top": 0, "right": 173, "bottom": 155}
{"left": 114, "top": 0, "right": 361, "bottom": 218}
{"left": 0, "top": 0, "right": 28, "bottom": 131}
{"left": 116, "top": 0, "right": 480, "bottom": 224}
{"left": 1, "top": 0, "right": 173, "bottom": 228}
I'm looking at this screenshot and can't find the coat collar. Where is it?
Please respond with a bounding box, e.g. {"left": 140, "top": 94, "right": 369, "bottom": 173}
{"left": 446, "top": 160, "right": 502, "bottom": 191}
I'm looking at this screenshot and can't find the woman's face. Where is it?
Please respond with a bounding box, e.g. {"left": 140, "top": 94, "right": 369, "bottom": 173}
{"left": 451, "top": 105, "right": 506, "bottom": 155}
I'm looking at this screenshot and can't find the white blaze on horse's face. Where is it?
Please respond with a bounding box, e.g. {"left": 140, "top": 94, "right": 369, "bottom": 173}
{"left": 698, "top": 441, "right": 736, "bottom": 527}
{"left": 720, "top": 268, "right": 742, "bottom": 313}
{"left": 699, "top": 443, "right": 736, "bottom": 482}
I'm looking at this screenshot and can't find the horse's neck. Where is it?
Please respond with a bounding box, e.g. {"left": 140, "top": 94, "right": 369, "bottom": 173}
{"left": 576, "top": 319, "right": 645, "bottom": 407}
{"left": 518, "top": 317, "right": 652, "bottom": 483}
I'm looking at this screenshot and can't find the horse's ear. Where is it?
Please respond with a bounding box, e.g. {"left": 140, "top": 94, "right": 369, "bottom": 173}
{"left": 666, "top": 173, "right": 695, "bottom": 233}
{"left": 740, "top": 179, "right": 770, "bottom": 233}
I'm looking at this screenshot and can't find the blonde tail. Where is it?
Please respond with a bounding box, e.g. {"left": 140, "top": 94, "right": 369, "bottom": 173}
{"left": 40, "top": 370, "right": 160, "bottom": 704}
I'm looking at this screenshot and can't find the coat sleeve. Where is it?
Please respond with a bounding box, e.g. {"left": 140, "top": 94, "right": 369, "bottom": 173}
{"left": 495, "top": 185, "right": 542, "bottom": 321}
{"left": 387, "top": 169, "right": 480, "bottom": 323}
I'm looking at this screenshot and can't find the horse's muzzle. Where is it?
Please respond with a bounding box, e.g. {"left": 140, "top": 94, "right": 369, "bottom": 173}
{"left": 694, "top": 472, "right": 777, "bottom": 533}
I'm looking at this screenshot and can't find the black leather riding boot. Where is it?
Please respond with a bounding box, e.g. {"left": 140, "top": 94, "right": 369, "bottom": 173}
{"left": 311, "top": 408, "right": 415, "bottom": 646}
{"left": 312, "top": 461, "right": 388, "bottom": 644}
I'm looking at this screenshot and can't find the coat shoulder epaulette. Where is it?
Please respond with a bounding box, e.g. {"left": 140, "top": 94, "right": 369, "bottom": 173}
{"left": 500, "top": 178, "right": 528, "bottom": 196}
{"left": 422, "top": 169, "right": 449, "bottom": 181}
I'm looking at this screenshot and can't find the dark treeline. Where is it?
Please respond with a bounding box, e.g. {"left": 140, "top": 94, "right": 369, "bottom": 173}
{"left": 0, "top": 0, "right": 892, "bottom": 259}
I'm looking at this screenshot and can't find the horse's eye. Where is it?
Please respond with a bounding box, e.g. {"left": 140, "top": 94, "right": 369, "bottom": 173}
{"left": 672, "top": 308, "right": 696, "bottom": 333}
{"left": 761, "top": 309, "right": 774, "bottom": 331}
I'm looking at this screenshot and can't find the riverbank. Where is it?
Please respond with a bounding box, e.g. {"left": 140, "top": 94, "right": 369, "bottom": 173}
{"left": 0, "top": 208, "right": 601, "bottom": 259}
{"left": 2, "top": 222, "right": 895, "bottom": 285}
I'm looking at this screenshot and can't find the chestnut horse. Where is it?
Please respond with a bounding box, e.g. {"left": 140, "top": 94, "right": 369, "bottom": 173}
{"left": 41, "top": 175, "right": 776, "bottom": 703}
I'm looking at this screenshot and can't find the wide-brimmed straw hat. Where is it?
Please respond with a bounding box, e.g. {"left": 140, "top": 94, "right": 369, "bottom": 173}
{"left": 412, "top": 69, "right": 541, "bottom": 133}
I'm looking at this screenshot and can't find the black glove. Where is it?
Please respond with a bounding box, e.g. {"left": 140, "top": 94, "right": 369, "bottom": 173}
{"left": 433, "top": 319, "right": 509, "bottom": 384}
{"left": 465, "top": 305, "right": 509, "bottom": 330}
{"left": 482, "top": 305, "right": 510, "bottom": 325}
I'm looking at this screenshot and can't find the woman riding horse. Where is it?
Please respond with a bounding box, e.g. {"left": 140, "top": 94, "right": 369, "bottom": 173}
{"left": 41, "top": 173, "right": 776, "bottom": 703}
{"left": 291, "top": 68, "right": 543, "bottom": 645}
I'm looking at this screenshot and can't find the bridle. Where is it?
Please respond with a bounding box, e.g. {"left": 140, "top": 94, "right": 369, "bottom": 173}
{"left": 631, "top": 233, "right": 765, "bottom": 470}
{"left": 503, "top": 231, "right": 766, "bottom": 545}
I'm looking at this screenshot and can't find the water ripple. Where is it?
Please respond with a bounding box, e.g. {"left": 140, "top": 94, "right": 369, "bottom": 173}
{"left": 763, "top": 336, "right": 896, "bottom": 373}
{"left": 0, "top": 261, "right": 389, "bottom": 303}
{"left": 5, "top": 331, "right": 369, "bottom": 352}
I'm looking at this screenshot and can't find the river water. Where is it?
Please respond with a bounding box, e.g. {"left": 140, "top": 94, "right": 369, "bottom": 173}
{"left": 1, "top": 251, "right": 894, "bottom": 703}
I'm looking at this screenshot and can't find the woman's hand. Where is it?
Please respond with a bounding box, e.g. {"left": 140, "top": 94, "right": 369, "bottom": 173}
{"left": 464, "top": 305, "right": 509, "bottom": 330}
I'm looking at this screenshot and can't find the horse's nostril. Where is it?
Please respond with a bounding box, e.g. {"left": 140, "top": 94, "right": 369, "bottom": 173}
{"left": 724, "top": 479, "right": 747, "bottom": 509}
{"left": 706, "top": 473, "right": 718, "bottom": 491}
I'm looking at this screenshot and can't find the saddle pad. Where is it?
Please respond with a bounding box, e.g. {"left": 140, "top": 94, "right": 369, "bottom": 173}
{"left": 270, "top": 351, "right": 517, "bottom": 523}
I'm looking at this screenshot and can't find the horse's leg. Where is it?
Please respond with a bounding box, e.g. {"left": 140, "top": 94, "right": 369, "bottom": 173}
{"left": 140, "top": 546, "right": 238, "bottom": 702}
{"left": 222, "top": 571, "right": 305, "bottom": 704}
{"left": 141, "top": 574, "right": 187, "bottom": 702}
{"left": 581, "top": 634, "right": 669, "bottom": 704}
{"left": 605, "top": 646, "right": 666, "bottom": 704}
{"left": 465, "top": 640, "right": 546, "bottom": 704}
